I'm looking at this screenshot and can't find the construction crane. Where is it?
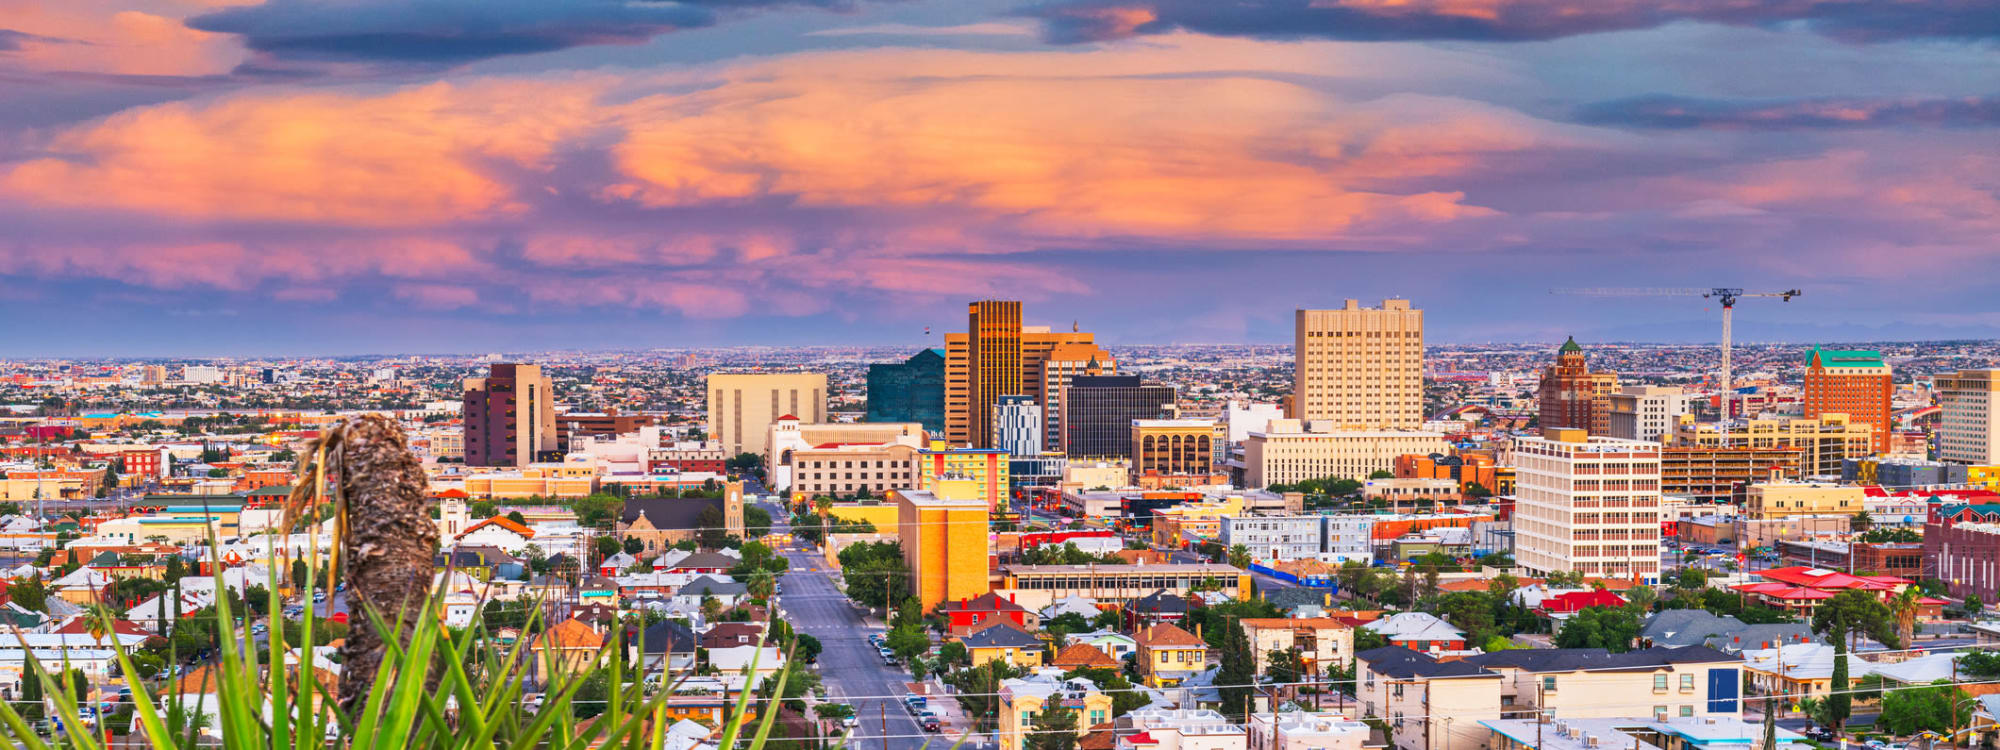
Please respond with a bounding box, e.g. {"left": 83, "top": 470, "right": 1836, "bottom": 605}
{"left": 1549, "top": 287, "right": 1802, "bottom": 416}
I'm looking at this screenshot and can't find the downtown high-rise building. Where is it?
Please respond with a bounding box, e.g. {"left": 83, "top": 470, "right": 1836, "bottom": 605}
{"left": 1936, "top": 369, "right": 2000, "bottom": 465}
{"left": 1537, "top": 337, "right": 1618, "bottom": 435}
{"left": 866, "top": 348, "right": 946, "bottom": 437}
{"left": 1292, "top": 299, "right": 1424, "bottom": 429}
{"left": 1062, "top": 375, "right": 1176, "bottom": 459}
{"left": 462, "top": 363, "right": 558, "bottom": 468}
{"left": 992, "top": 395, "right": 1044, "bottom": 457}
{"left": 944, "top": 301, "right": 1110, "bottom": 449}
{"left": 706, "top": 372, "right": 827, "bottom": 458}
{"left": 1802, "top": 348, "right": 1892, "bottom": 454}
{"left": 1513, "top": 429, "right": 1663, "bottom": 582}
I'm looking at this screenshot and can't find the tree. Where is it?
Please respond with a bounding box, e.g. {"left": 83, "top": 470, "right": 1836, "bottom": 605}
{"left": 594, "top": 535, "right": 621, "bottom": 558}
{"left": 815, "top": 702, "right": 856, "bottom": 724}
{"left": 469, "top": 501, "right": 498, "bottom": 519}
{"left": 1554, "top": 606, "right": 1639, "bottom": 652}
{"left": 745, "top": 506, "right": 773, "bottom": 538}
{"left": 1228, "top": 544, "right": 1252, "bottom": 569}
{"left": 725, "top": 452, "right": 763, "bottom": 476}
{"left": 1265, "top": 647, "right": 1304, "bottom": 685}
{"left": 695, "top": 505, "right": 729, "bottom": 548}
{"left": 1888, "top": 587, "right": 1922, "bottom": 651}
{"left": 939, "top": 640, "right": 970, "bottom": 668}
{"left": 885, "top": 624, "right": 929, "bottom": 663}
{"left": 1026, "top": 700, "right": 1081, "bottom": 750}
{"left": 19, "top": 662, "right": 43, "bottom": 720}
{"left": 1216, "top": 617, "right": 1256, "bottom": 721}
{"left": 1812, "top": 589, "right": 1902, "bottom": 732}
{"left": 506, "top": 510, "right": 528, "bottom": 526}
{"left": 572, "top": 493, "right": 626, "bottom": 528}
{"left": 1851, "top": 510, "right": 1874, "bottom": 532}
{"left": 6, "top": 576, "right": 48, "bottom": 612}
{"left": 1879, "top": 680, "right": 1974, "bottom": 736}
{"left": 1438, "top": 592, "right": 1498, "bottom": 647}
{"left": 623, "top": 537, "right": 644, "bottom": 555}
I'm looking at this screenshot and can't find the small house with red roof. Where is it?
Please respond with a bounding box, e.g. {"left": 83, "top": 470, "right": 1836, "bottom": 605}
{"left": 943, "top": 592, "right": 1039, "bottom": 636}
{"left": 1533, "top": 589, "right": 1629, "bottom": 620}
{"left": 455, "top": 516, "right": 536, "bottom": 553}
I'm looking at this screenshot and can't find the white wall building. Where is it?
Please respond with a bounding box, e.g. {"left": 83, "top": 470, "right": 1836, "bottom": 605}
{"left": 1937, "top": 369, "right": 2000, "bottom": 465}
{"left": 1606, "top": 385, "right": 1692, "bottom": 443}
{"left": 1513, "top": 430, "right": 1663, "bottom": 583}
{"left": 1225, "top": 401, "right": 1286, "bottom": 446}
{"left": 1243, "top": 419, "right": 1448, "bottom": 487}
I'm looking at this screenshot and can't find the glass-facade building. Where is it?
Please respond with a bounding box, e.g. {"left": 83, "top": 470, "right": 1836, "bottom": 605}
{"left": 1063, "top": 375, "right": 1176, "bottom": 460}
{"left": 866, "top": 348, "right": 946, "bottom": 437}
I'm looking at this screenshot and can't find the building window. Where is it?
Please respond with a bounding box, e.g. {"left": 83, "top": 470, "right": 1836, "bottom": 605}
{"left": 1680, "top": 674, "right": 1695, "bottom": 691}
{"left": 1542, "top": 676, "right": 1557, "bottom": 692}
{"left": 1655, "top": 674, "right": 1669, "bottom": 692}
{"left": 1680, "top": 706, "right": 1695, "bottom": 717}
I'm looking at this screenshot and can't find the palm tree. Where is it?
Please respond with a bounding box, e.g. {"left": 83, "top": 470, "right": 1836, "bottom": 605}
{"left": 1851, "top": 510, "right": 1873, "bottom": 532}
{"left": 1888, "top": 587, "right": 1921, "bottom": 648}
{"left": 1228, "top": 544, "right": 1252, "bottom": 569}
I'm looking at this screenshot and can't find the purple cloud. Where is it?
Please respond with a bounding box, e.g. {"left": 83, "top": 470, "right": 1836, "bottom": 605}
{"left": 1577, "top": 94, "right": 2000, "bottom": 130}
{"left": 188, "top": 0, "right": 876, "bottom": 65}
{"left": 1020, "top": 0, "right": 2000, "bottom": 45}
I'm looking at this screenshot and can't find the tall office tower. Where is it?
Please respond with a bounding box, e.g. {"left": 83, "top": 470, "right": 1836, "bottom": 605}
{"left": 944, "top": 300, "right": 1101, "bottom": 448}
{"left": 1937, "top": 369, "right": 2000, "bottom": 465}
{"left": 1035, "top": 342, "right": 1114, "bottom": 453}
{"left": 1513, "top": 429, "right": 1663, "bottom": 582}
{"left": 1802, "top": 348, "right": 1892, "bottom": 454}
{"left": 866, "top": 348, "right": 947, "bottom": 437}
{"left": 992, "top": 396, "right": 1044, "bottom": 457}
{"left": 1063, "top": 375, "right": 1176, "bottom": 459}
{"left": 706, "top": 372, "right": 827, "bottom": 458}
{"left": 1606, "top": 385, "right": 1691, "bottom": 443}
{"left": 462, "top": 363, "right": 558, "bottom": 468}
{"left": 1537, "top": 337, "right": 1619, "bottom": 435}
{"left": 1292, "top": 299, "right": 1424, "bottom": 428}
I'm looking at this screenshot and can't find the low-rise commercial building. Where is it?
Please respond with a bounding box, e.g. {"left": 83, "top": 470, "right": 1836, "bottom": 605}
{"left": 1742, "top": 481, "right": 1864, "bottom": 520}
{"left": 995, "top": 563, "right": 1248, "bottom": 610}
{"left": 1244, "top": 420, "right": 1449, "bottom": 487}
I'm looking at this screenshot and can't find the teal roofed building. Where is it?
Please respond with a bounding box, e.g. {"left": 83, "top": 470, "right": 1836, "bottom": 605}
{"left": 1804, "top": 348, "right": 1886, "bottom": 369}
{"left": 1803, "top": 347, "right": 1892, "bottom": 454}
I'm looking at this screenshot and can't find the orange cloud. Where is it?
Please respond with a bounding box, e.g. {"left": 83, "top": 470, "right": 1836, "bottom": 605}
{"left": 0, "top": 0, "right": 250, "bottom": 76}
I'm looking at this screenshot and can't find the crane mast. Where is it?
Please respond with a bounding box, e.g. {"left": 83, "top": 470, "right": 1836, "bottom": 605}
{"left": 1549, "top": 286, "right": 1800, "bottom": 419}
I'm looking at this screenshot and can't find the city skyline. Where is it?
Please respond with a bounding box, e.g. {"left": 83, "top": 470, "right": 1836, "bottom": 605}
{"left": 4, "top": 1, "right": 1999, "bottom": 354}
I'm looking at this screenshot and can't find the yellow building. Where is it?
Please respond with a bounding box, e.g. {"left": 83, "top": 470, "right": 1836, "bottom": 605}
{"left": 1149, "top": 495, "right": 1244, "bottom": 548}
{"left": 962, "top": 623, "right": 1046, "bottom": 671}
{"left": 896, "top": 488, "right": 990, "bottom": 612}
{"left": 998, "top": 676, "right": 1114, "bottom": 750}
{"left": 1971, "top": 465, "right": 2000, "bottom": 491}
{"left": 1136, "top": 623, "right": 1209, "bottom": 688}
{"left": 1744, "top": 481, "right": 1865, "bottom": 520}
{"left": 1131, "top": 419, "right": 1223, "bottom": 485}
{"left": 916, "top": 442, "right": 1010, "bottom": 511}
{"left": 1671, "top": 413, "right": 1873, "bottom": 477}
{"left": 462, "top": 464, "right": 598, "bottom": 499}
{"left": 821, "top": 502, "right": 900, "bottom": 530}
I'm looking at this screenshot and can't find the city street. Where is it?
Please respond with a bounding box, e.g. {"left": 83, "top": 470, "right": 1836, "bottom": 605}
{"left": 768, "top": 500, "right": 937, "bottom": 750}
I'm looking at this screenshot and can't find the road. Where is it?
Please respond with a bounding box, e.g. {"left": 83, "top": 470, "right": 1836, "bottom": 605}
{"left": 765, "top": 499, "right": 933, "bottom": 750}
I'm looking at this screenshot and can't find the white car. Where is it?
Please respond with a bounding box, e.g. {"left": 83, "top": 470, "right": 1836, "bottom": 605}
{"left": 842, "top": 715, "right": 859, "bottom": 728}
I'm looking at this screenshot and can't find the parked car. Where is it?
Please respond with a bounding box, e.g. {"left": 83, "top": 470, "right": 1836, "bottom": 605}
{"left": 920, "top": 717, "right": 940, "bottom": 733}
{"left": 842, "top": 715, "right": 859, "bottom": 728}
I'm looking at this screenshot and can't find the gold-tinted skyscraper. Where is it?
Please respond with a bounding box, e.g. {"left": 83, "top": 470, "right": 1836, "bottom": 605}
{"left": 1293, "top": 299, "right": 1424, "bottom": 429}
{"left": 945, "top": 301, "right": 1108, "bottom": 448}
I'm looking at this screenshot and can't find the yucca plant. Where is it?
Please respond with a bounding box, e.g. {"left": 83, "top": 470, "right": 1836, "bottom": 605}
{"left": 0, "top": 415, "right": 816, "bottom": 750}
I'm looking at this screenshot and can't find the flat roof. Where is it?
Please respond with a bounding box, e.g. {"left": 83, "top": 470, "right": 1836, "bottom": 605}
{"left": 1004, "top": 563, "right": 1244, "bottom": 574}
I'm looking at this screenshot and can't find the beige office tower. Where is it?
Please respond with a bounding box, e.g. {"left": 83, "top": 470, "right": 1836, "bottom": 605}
{"left": 1513, "top": 429, "right": 1663, "bottom": 581}
{"left": 944, "top": 300, "right": 1102, "bottom": 448}
{"left": 1937, "top": 369, "right": 2000, "bottom": 465}
{"left": 706, "top": 373, "right": 827, "bottom": 458}
{"left": 1293, "top": 299, "right": 1424, "bottom": 428}
{"left": 1035, "top": 341, "right": 1114, "bottom": 453}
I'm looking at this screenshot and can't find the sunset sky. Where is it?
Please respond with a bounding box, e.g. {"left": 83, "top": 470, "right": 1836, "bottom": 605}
{"left": 2, "top": 0, "right": 1997, "bottom": 355}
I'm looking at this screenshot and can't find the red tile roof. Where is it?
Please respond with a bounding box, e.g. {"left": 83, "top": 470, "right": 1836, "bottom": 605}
{"left": 1536, "top": 590, "right": 1628, "bottom": 614}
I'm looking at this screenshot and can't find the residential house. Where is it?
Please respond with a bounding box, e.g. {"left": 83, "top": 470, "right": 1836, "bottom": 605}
{"left": 1042, "top": 596, "right": 1103, "bottom": 622}
{"left": 1137, "top": 623, "right": 1210, "bottom": 688}
{"left": 1361, "top": 613, "right": 1467, "bottom": 652}
{"left": 1125, "top": 591, "right": 1191, "bottom": 631}
{"left": 1537, "top": 590, "right": 1629, "bottom": 628}
{"left": 1067, "top": 630, "right": 1139, "bottom": 661}
{"left": 700, "top": 623, "right": 766, "bottom": 649}
{"left": 945, "top": 592, "right": 1041, "bottom": 636}
{"left": 1119, "top": 707, "right": 1248, "bottom": 750}
{"left": 673, "top": 576, "right": 748, "bottom": 610}
{"left": 1246, "top": 711, "right": 1372, "bottom": 750}
{"left": 1054, "top": 643, "right": 1123, "bottom": 671}
{"left": 455, "top": 517, "right": 538, "bottom": 554}
{"left": 638, "top": 620, "right": 698, "bottom": 673}
{"left": 663, "top": 551, "right": 740, "bottom": 576}
{"left": 1239, "top": 618, "right": 1354, "bottom": 678}
{"left": 601, "top": 552, "right": 638, "bottom": 577}
{"left": 999, "top": 673, "right": 1115, "bottom": 750}
{"left": 533, "top": 618, "right": 604, "bottom": 681}
{"left": 1355, "top": 647, "right": 1502, "bottom": 750}
{"left": 1458, "top": 646, "right": 1744, "bottom": 722}
{"left": 708, "top": 645, "right": 785, "bottom": 679}
{"left": 963, "top": 622, "right": 1047, "bottom": 670}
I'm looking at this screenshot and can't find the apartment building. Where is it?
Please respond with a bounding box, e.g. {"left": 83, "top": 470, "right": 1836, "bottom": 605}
{"left": 1356, "top": 647, "right": 1502, "bottom": 750}
{"left": 1659, "top": 445, "right": 1804, "bottom": 503}
{"left": 998, "top": 674, "right": 1113, "bottom": 750}
{"left": 1240, "top": 618, "right": 1355, "bottom": 677}
{"left": 896, "top": 489, "right": 991, "bottom": 611}
{"left": 1937, "top": 369, "right": 2000, "bottom": 465}
{"left": 462, "top": 363, "right": 557, "bottom": 468}
{"left": 1513, "top": 429, "right": 1663, "bottom": 582}
{"left": 766, "top": 418, "right": 925, "bottom": 496}
{"left": 1246, "top": 713, "right": 1371, "bottom": 750}
{"left": 1293, "top": 300, "right": 1424, "bottom": 429}
{"left": 1222, "top": 515, "right": 1332, "bottom": 562}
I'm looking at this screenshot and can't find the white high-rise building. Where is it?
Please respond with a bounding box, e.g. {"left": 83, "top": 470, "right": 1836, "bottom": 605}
{"left": 1606, "top": 385, "right": 1692, "bottom": 443}
{"left": 1937, "top": 370, "right": 2000, "bottom": 465}
{"left": 1513, "top": 429, "right": 1663, "bottom": 583}
{"left": 992, "top": 396, "right": 1044, "bottom": 457}
{"left": 182, "top": 365, "right": 225, "bottom": 384}
{"left": 1224, "top": 400, "right": 1285, "bottom": 446}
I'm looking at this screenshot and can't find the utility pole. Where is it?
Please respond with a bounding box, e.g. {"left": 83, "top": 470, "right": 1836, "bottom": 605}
{"left": 881, "top": 702, "right": 888, "bottom": 750}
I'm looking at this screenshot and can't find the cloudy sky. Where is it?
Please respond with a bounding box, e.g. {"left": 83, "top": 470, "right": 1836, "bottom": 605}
{"left": 2, "top": 0, "right": 1997, "bottom": 355}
